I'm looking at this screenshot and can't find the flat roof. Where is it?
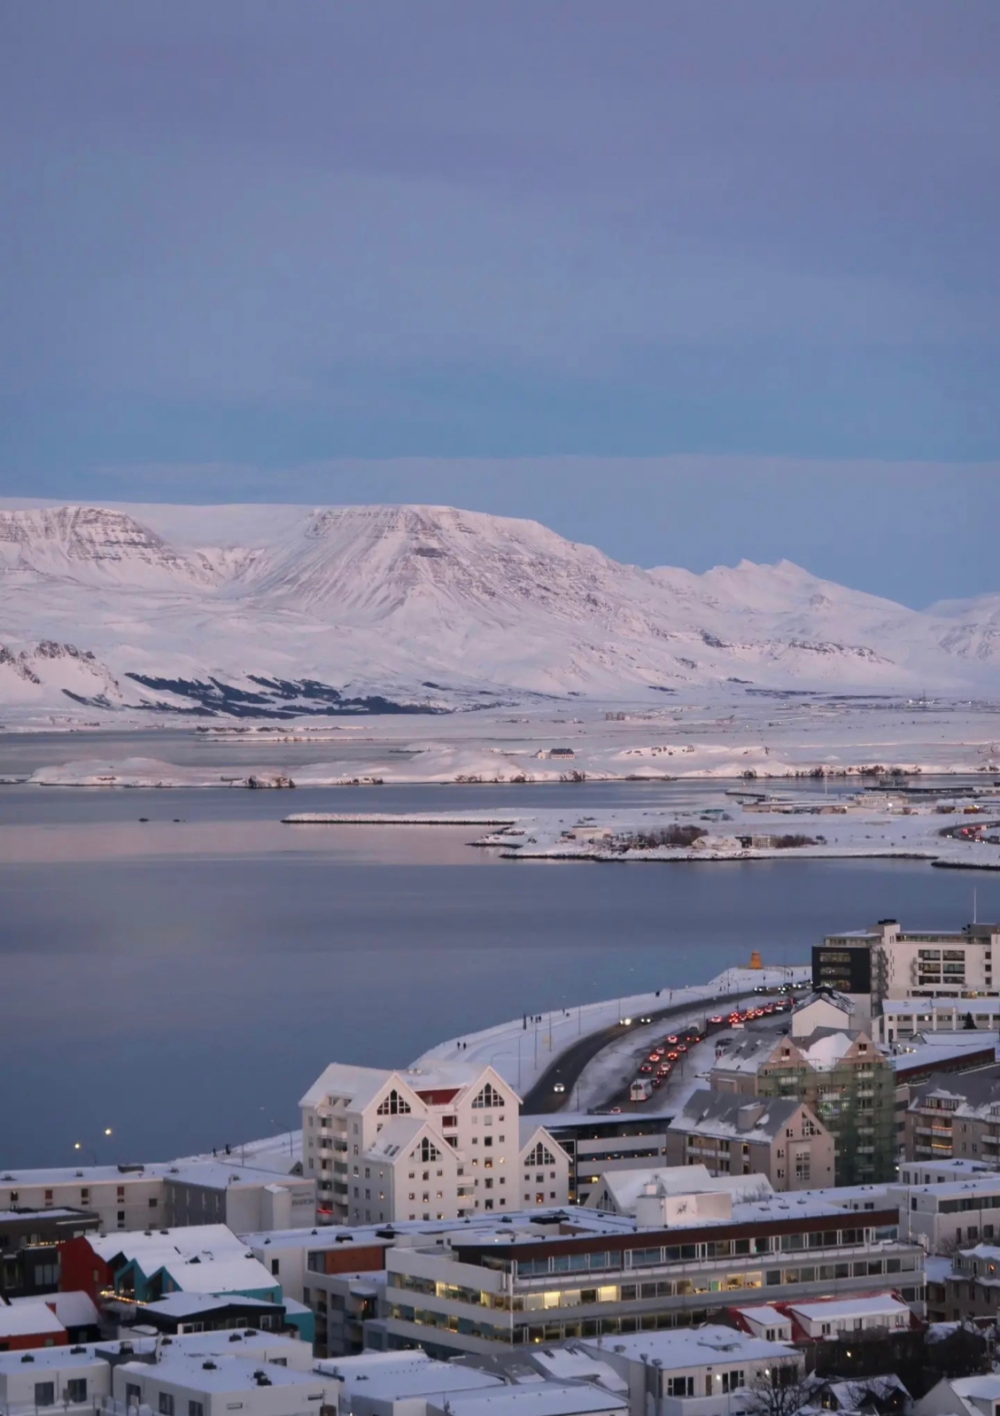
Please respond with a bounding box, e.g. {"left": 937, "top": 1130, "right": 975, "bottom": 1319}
{"left": 118, "top": 1355, "right": 325, "bottom": 1394}
{"left": 431, "top": 1385, "right": 626, "bottom": 1416}
{"left": 579, "top": 1326, "right": 796, "bottom": 1368}
{"left": 787, "top": 1295, "right": 908, "bottom": 1320}
{"left": 316, "top": 1351, "right": 504, "bottom": 1399}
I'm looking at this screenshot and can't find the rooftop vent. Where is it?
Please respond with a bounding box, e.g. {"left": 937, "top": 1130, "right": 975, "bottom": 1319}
{"left": 20, "top": 1355, "right": 35, "bottom": 1364}
{"left": 229, "top": 1334, "right": 243, "bottom": 1343}
{"left": 202, "top": 1361, "right": 217, "bottom": 1371}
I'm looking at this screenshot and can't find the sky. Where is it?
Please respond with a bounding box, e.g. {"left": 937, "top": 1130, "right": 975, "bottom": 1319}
{"left": 2, "top": 2, "right": 998, "bottom": 604}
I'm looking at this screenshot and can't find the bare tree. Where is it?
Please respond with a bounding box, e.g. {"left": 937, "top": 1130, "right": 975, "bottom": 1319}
{"left": 743, "top": 1365, "right": 813, "bottom": 1416}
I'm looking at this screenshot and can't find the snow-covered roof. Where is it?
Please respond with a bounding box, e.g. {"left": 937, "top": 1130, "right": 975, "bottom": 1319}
{"left": 592, "top": 1165, "right": 773, "bottom": 1213}
{"left": 300, "top": 1059, "right": 510, "bottom": 1111}
{"left": 579, "top": 1325, "right": 797, "bottom": 1369}
{"left": 0, "top": 1301, "right": 65, "bottom": 1339}
{"left": 8, "top": 1291, "right": 99, "bottom": 1329}
{"left": 117, "top": 1354, "right": 326, "bottom": 1394}
{"left": 0, "top": 1348, "right": 105, "bottom": 1376}
{"left": 786, "top": 1295, "right": 909, "bottom": 1321}
{"left": 90, "top": 1223, "right": 248, "bottom": 1269}
{"left": 731, "top": 1305, "right": 789, "bottom": 1326}
{"left": 141, "top": 1292, "right": 280, "bottom": 1318}
{"left": 365, "top": 1115, "right": 429, "bottom": 1160}
{"left": 528, "top": 1349, "right": 627, "bottom": 1393}
{"left": 671, "top": 1090, "right": 807, "bottom": 1143}
{"left": 430, "top": 1385, "right": 626, "bottom": 1416}
{"left": 316, "top": 1351, "right": 504, "bottom": 1399}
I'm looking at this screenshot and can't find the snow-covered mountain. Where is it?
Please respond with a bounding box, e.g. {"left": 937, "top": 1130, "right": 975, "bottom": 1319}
{"left": 0, "top": 500, "right": 996, "bottom": 717}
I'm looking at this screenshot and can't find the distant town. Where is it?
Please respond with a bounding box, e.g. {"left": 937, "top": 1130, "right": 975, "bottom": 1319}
{"left": 5, "top": 919, "right": 1000, "bottom": 1416}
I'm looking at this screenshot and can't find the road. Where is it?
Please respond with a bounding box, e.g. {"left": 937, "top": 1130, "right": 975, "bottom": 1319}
{"left": 521, "top": 988, "right": 773, "bottom": 1114}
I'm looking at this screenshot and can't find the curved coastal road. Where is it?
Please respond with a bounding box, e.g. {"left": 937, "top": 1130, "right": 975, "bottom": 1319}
{"left": 521, "top": 987, "right": 780, "bottom": 1114}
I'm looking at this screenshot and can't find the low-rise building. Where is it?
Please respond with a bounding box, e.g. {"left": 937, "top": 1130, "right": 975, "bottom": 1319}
{"left": 112, "top": 1350, "right": 339, "bottom": 1416}
{"left": 315, "top": 1349, "right": 507, "bottom": 1416}
{"left": 665, "top": 1092, "right": 835, "bottom": 1191}
{"left": 0, "top": 1344, "right": 109, "bottom": 1408}
{"left": 584, "top": 1166, "right": 773, "bottom": 1219}
{"left": 575, "top": 1326, "right": 800, "bottom": 1416}
{"left": 0, "top": 1299, "right": 68, "bottom": 1353}
{"left": 915, "top": 1371, "right": 1000, "bottom": 1416}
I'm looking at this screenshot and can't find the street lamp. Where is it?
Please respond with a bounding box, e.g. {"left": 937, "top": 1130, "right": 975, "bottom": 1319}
{"left": 73, "top": 1142, "right": 97, "bottom": 1165}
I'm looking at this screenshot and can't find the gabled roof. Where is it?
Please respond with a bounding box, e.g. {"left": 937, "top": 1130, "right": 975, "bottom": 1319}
{"left": 670, "top": 1090, "right": 808, "bottom": 1143}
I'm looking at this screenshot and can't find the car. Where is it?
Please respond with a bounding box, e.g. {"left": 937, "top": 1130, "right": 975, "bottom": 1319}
{"left": 709, "top": 1015, "right": 725, "bottom": 1025}
{"left": 652, "top": 1077, "right": 663, "bottom": 1088}
{"left": 639, "top": 1015, "right": 653, "bottom": 1024}
{"left": 658, "top": 1064, "right": 671, "bottom": 1075}
{"left": 667, "top": 1035, "right": 679, "bottom": 1044}
{"left": 553, "top": 1082, "right": 565, "bottom": 1093}
{"left": 667, "top": 1050, "right": 679, "bottom": 1060}
{"left": 649, "top": 1051, "right": 662, "bottom": 1062}
{"left": 640, "top": 1063, "right": 653, "bottom": 1074}
{"left": 677, "top": 1043, "right": 688, "bottom": 1053}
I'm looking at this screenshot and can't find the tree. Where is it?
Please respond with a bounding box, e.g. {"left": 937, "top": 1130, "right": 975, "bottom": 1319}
{"left": 743, "top": 1365, "right": 812, "bottom": 1416}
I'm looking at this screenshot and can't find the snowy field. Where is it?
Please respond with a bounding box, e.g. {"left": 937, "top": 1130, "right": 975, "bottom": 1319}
{"left": 7, "top": 693, "right": 1000, "bottom": 784}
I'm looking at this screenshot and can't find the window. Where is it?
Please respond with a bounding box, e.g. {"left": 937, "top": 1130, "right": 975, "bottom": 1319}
{"left": 67, "top": 1381, "right": 88, "bottom": 1404}
{"left": 524, "top": 1141, "right": 556, "bottom": 1167}
{"left": 377, "top": 1089, "right": 412, "bottom": 1116}
{"left": 417, "top": 1138, "right": 441, "bottom": 1163}
{"left": 35, "top": 1384, "right": 55, "bottom": 1408}
{"left": 159, "top": 1397, "right": 175, "bottom": 1416}
{"left": 473, "top": 1083, "right": 504, "bottom": 1109}
{"left": 189, "top": 1404, "right": 204, "bottom": 1416}
{"left": 44, "top": 1189, "right": 53, "bottom": 1204}
{"left": 271, "top": 1259, "right": 280, "bottom": 1276}
{"left": 667, "top": 1378, "right": 694, "bottom": 1397}
{"left": 149, "top": 1198, "right": 157, "bottom": 1208}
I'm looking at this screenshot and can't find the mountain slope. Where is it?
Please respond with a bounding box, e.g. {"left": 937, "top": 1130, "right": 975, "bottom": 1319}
{"left": 0, "top": 500, "right": 996, "bottom": 717}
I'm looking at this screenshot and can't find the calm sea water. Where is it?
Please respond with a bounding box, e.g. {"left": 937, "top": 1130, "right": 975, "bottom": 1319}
{"left": 1, "top": 734, "right": 996, "bottom": 1167}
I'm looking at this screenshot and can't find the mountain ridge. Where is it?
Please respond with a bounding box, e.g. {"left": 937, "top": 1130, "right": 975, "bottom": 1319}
{"left": 1, "top": 500, "right": 997, "bottom": 717}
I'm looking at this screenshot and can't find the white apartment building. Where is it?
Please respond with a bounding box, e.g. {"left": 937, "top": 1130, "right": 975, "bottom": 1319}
{"left": 577, "top": 1328, "right": 800, "bottom": 1416}
{"left": 0, "top": 1162, "right": 314, "bottom": 1234}
{"left": 820, "top": 921, "right": 1000, "bottom": 1009}
{"left": 300, "top": 1062, "right": 570, "bottom": 1226}
{"left": 112, "top": 1351, "right": 339, "bottom": 1416}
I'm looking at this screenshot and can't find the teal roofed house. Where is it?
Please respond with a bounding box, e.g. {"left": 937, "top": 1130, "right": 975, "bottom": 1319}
{"left": 88, "top": 1224, "right": 314, "bottom": 1343}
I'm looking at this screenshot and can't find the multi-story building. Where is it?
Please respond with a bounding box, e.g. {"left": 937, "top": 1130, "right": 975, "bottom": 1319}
{"left": 0, "top": 1207, "right": 100, "bottom": 1297}
{"left": 0, "top": 1162, "right": 314, "bottom": 1234}
{"left": 889, "top": 1167, "right": 1000, "bottom": 1252}
{"left": 709, "top": 1028, "right": 895, "bottom": 1185}
{"left": 902, "top": 1065, "right": 1000, "bottom": 1166}
{"left": 526, "top": 1112, "right": 671, "bottom": 1206}
{"left": 300, "top": 1062, "right": 570, "bottom": 1226}
{"left": 376, "top": 1193, "right": 924, "bottom": 1357}
{"left": 815, "top": 921, "right": 1000, "bottom": 1015}
{"left": 665, "top": 1092, "right": 835, "bottom": 1192}
{"left": 940, "top": 1242, "right": 1000, "bottom": 1322}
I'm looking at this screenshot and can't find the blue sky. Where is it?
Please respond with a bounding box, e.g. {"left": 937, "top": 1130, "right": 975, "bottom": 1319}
{"left": 1, "top": 2, "right": 998, "bottom": 604}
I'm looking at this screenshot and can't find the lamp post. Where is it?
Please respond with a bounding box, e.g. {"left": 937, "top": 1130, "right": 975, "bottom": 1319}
{"left": 73, "top": 1143, "right": 97, "bottom": 1165}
